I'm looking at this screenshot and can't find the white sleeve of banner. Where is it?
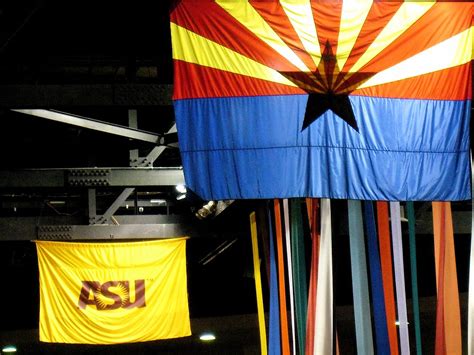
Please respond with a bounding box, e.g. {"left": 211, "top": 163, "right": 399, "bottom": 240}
{"left": 314, "top": 198, "right": 333, "bottom": 355}
{"left": 390, "top": 202, "right": 410, "bottom": 354}
{"left": 283, "top": 199, "right": 297, "bottom": 355}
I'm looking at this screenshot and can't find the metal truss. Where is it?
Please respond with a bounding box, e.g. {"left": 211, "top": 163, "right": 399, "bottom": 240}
{"left": 0, "top": 84, "right": 172, "bottom": 107}
{"left": 0, "top": 215, "right": 202, "bottom": 241}
{"left": 0, "top": 107, "right": 189, "bottom": 240}
{"left": 0, "top": 167, "right": 184, "bottom": 188}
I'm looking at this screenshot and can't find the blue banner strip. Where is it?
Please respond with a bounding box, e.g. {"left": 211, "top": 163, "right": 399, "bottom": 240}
{"left": 268, "top": 207, "right": 281, "bottom": 355}
{"left": 364, "top": 201, "right": 390, "bottom": 354}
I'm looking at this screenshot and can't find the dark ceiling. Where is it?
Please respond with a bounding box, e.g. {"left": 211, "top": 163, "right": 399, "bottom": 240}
{"left": 0, "top": 1, "right": 268, "bottom": 352}
{"left": 0, "top": 1, "right": 472, "bottom": 354}
{"left": 0, "top": 0, "right": 174, "bottom": 84}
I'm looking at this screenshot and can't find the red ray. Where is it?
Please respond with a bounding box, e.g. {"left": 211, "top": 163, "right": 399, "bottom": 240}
{"left": 334, "top": 2, "right": 402, "bottom": 89}
{"left": 359, "top": 2, "right": 472, "bottom": 75}
{"left": 351, "top": 63, "right": 472, "bottom": 101}
{"left": 250, "top": 0, "right": 318, "bottom": 73}
{"left": 173, "top": 61, "right": 306, "bottom": 100}
{"left": 311, "top": 1, "right": 343, "bottom": 89}
{"left": 171, "top": 1, "right": 301, "bottom": 73}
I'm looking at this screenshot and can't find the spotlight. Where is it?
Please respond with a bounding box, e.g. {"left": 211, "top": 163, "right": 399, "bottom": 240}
{"left": 195, "top": 201, "right": 217, "bottom": 220}
{"left": 199, "top": 333, "right": 216, "bottom": 342}
{"left": 2, "top": 345, "right": 17, "bottom": 353}
{"left": 175, "top": 184, "right": 187, "bottom": 194}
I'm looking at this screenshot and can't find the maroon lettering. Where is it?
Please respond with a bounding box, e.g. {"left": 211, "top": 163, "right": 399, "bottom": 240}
{"left": 99, "top": 281, "right": 123, "bottom": 310}
{"left": 78, "top": 281, "right": 100, "bottom": 309}
{"left": 123, "top": 280, "right": 146, "bottom": 309}
{"left": 77, "top": 279, "right": 146, "bottom": 310}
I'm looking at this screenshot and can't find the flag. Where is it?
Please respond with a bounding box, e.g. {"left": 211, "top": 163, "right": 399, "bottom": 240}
{"left": 171, "top": 1, "right": 472, "bottom": 201}
{"left": 36, "top": 238, "right": 191, "bottom": 344}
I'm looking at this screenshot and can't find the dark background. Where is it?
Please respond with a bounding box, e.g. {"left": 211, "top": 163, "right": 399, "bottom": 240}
{"left": 0, "top": 1, "right": 471, "bottom": 353}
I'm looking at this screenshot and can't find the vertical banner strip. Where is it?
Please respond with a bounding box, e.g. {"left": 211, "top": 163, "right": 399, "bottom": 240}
{"left": 364, "top": 201, "right": 390, "bottom": 354}
{"left": 274, "top": 199, "right": 291, "bottom": 355}
{"left": 314, "top": 198, "right": 333, "bottom": 355}
{"left": 290, "top": 199, "right": 308, "bottom": 354}
{"left": 268, "top": 207, "right": 281, "bottom": 355}
{"left": 376, "top": 201, "right": 399, "bottom": 355}
{"left": 389, "top": 202, "right": 410, "bottom": 355}
{"left": 250, "top": 212, "right": 268, "bottom": 355}
{"left": 257, "top": 207, "right": 271, "bottom": 287}
{"left": 348, "top": 200, "right": 375, "bottom": 355}
{"left": 283, "top": 199, "right": 297, "bottom": 355}
{"left": 432, "top": 202, "right": 462, "bottom": 354}
{"left": 406, "top": 201, "right": 423, "bottom": 355}
{"left": 433, "top": 202, "right": 446, "bottom": 355}
{"left": 469, "top": 153, "right": 474, "bottom": 355}
{"left": 305, "top": 199, "right": 319, "bottom": 355}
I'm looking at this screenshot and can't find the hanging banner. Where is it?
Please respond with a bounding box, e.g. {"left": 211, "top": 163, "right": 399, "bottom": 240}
{"left": 36, "top": 238, "right": 191, "bottom": 344}
{"left": 348, "top": 200, "right": 374, "bottom": 355}
{"left": 390, "top": 202, "right": 410, "bottom": 354}
{"left": 432, "top": 202, "right": 462, "bottom": 354}
{"left": 314, "top": 198, "right": 333, "bottom": 354}
{"left": 171, "top": 1, "right": 472, "bottom": 201}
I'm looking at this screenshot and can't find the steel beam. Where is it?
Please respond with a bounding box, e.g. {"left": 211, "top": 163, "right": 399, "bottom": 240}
{"left": 0, "top": 84, "right": 172, "bottom": 107}
{"left": 0, "top": 215, "right": 214, "bottom": 241}
{"left": 130, "top": 123, "right": 177, "bottom": 167}
{"left": 96, "top": 188, "right": 135, "bottom": 224}
{"left": 38, "top": 223, "right": 192, "bottom": 240}
{"left": 128, "top": 109, "right": 139, "bottom": 162}
{"left": 12, "top": 109, "right": 161, "bottom": 144}
{"left": 88, "top": 189, "right": 97, "bottom": 224}
{"left": 0, "top": 168, "right": 184, "bottom": 188}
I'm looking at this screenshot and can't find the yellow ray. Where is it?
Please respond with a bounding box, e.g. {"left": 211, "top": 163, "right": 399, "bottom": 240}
{"left": 280, "top": 0, "right": 321, "bottom": 69}
{"left": 336, "top": 0, "right": 373, "bottom": 71}
{"left": 348, "top": 2, "right": 435, "bottom": 74}
{"left": 216, "top": 0, "right": 313, "bottom": 74}
{"left": 171, "top": 23, "right": 297, "bottom": 87}
{"left": 357, "top": 26, "right": 473, "bottom": 89}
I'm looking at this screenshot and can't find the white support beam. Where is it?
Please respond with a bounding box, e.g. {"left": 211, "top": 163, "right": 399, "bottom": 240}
{"left": 12, "top": 109, "right": 161, "bottom": 143}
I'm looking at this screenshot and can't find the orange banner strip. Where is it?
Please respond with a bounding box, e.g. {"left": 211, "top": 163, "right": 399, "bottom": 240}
{"left": 432, "top": 202, "right": 462, "bottom": 355}
{"left": 274, "top": 199, "right": 291, "bottom": 355}
{"left": 376, "top": 201, "right": 399, "bottom": 355}
{"left": 305, "top": 198, "right": 320, "bottom": 355}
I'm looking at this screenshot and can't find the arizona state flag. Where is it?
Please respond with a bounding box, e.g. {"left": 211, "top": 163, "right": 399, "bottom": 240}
{"left": 171, "top": 1, "right": 472, "bottom": 201}
{"left": 36, "top": 238, "right": 191, "bottom": 344}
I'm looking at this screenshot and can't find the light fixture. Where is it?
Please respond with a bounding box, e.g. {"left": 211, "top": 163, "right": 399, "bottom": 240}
{"left": 2, "top": 345, "right": 17, "bottom": 353}
{"left": 199, "top": 333, "right": 216, "bottom": 342}
{"left": 195, "top": 201, "right": 217, "bottom": 219}
{"left": 175, "top": 184, "right": 187, "bottom": 194}
{"left": 176, "top": 193, "right": 186, "bottom": 201}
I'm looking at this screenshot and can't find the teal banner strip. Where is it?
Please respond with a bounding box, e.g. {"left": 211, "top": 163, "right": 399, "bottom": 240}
{"left": 348, "top": 200, "right": 374, "bottom": 355}
{"left": 290, "top": 199, "right": 308, "bottom": 355}
{"left": 407, "top": 201, "right": 422, "bottom": 355}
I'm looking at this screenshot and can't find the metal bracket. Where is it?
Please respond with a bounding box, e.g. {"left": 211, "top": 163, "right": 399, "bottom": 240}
{"left": 68, "top": 169, "right": 111, "bottom": 187}
{"left": 129, "top": 157, "right": 154, "bottom": 168}
{"left": 37, "top": 225, "right": 73, "bottom": 240}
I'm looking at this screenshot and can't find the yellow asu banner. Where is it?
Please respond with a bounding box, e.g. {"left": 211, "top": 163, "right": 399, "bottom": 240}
{"left": 35, "top": 238, "right": 191, "bottom": 344}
